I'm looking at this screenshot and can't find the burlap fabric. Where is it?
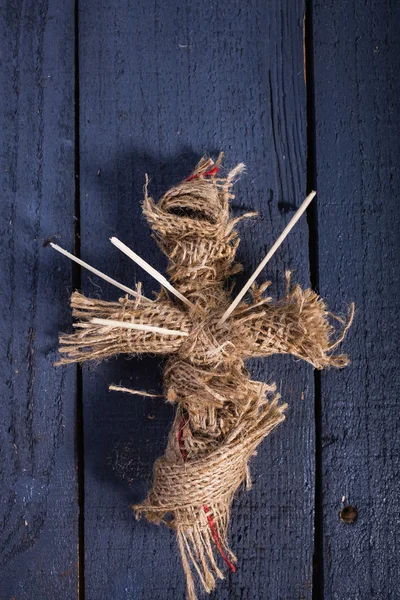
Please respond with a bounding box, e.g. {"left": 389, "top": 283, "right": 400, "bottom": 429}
{"left": 57, "top": 155, "right": 354, "bottom": 599}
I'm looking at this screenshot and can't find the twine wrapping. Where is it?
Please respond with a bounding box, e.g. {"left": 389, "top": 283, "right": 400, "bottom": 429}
{"left": 57, "top": 155, "right": 354, "bottom": 599}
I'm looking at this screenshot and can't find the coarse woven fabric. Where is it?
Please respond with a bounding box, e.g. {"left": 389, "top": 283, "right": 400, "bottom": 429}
{"left": 57, "top": 155, "right": 354, "bottom": 600}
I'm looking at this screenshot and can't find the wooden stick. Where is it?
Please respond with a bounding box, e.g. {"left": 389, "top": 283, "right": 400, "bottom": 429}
{"left": 110, "top": 237, "right": 194, "bottom": 309}
{"left": 90, "top": 317, "right": 189, "bottom": 337}
{"left": 218, "top": 191, "right": 317, "bottom": 325}
{"left": 109, "top": 385, "right": 163, "bottom": 398}
{"left": 50, "top": 243, "right": 153, "bottom": 302}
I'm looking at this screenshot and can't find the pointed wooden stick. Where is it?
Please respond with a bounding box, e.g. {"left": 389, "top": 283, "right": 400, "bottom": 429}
{"left": 90, "top": 317, "right": 189, "bottom": 337}
{"left": 110, "top": 237, "right": 194, "bottom": 309}
{"left": 50, "top": 243, "right": 153, "bottom": 302}
{"left": 218, "top": 191, "right": 317, "bottom": 325}
{"left": 109, "top": 384, "right": 163, "bottom": 398}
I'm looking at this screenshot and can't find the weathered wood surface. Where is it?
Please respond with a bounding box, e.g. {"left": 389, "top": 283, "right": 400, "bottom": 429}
{"left": 0, "top": 2, "right": 78, "bottom": 599}
{"left": 2, "top": 1, "right": 399, "bottom": 599}
{"left": 313, "top": 0, "right": 400, "bottom": 598}
{"left": 78, "top": 1, "right": 313, "bottom": 599}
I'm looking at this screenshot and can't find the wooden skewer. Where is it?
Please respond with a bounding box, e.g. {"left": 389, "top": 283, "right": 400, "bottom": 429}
{"left": 109, "top": 385, "right": 163, "bottom": 398}
{"left": 50, "top": 243, "right": 153, "bottom": 302}
{"left": 218, "top": 191, "right": 317, "bottom": 325}
{"left": 91, "top": 317, "right": 189, "bottom": 337}
{"left": 110, "top": 237, "right": 194, "bottom": 309}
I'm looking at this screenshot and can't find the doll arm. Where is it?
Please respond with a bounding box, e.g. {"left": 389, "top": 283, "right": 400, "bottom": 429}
{"left": 243, "top": 279, "right": 354, "bottom": 369}
{"left": 56, "top": 291, "right": 190, "bottom": 365}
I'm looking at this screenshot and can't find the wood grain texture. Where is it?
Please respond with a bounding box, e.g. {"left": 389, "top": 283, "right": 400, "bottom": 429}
{"left": 0, "top": 2, "right": 78, "bottom": 598}
{"left": 77, "top": 1, "right": 313, "bottom": 598}
{"left": 313, "top": 1, "right": 400, "bottom": 598}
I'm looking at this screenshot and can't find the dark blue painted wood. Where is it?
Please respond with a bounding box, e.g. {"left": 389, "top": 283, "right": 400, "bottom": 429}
{"left": 78, "top": 1, "right": 313, "bottom": 598}
{"left": 6, "top": 1, "right": 396, "bottom": 598}
{"left": 0, "top": 2, "right": 78, "bottom": 598}
{"left": 313, "top": 1, "right": 400, "bottom": 598}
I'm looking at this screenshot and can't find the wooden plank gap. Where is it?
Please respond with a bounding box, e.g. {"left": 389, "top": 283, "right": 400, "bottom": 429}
{"left": 304, "top": 1, "right": 325, "bottom": 598}
{"left": 74, "top": 1, "right": 85, "bottom": 599}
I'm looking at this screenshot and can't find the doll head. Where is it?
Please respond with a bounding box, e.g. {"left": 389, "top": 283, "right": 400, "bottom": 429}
{"left": 143, "top": 156, "right": 249, "bottom": 308}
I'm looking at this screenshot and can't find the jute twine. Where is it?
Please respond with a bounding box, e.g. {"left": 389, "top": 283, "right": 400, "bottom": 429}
{"left": 58, "top": 155, "right": 354, "bottom": 600}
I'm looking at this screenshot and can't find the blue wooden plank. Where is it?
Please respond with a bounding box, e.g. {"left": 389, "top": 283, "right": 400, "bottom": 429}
{"left": 313, "top": 0, "right": 400, "bottom": 598}
{"left": 0, "top": 2, "right": 78, "bottom": 598}
{"left": 77, "top": 2, "right": 314, "bottom": 599}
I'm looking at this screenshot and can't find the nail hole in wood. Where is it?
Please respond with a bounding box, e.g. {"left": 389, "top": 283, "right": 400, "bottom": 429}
{"left": 339, "top": 504, "right": 358, "bottom": 524}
